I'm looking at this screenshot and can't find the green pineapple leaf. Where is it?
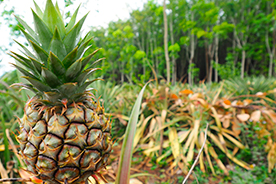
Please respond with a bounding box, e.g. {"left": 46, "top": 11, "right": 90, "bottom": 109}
{"left": 33, "top": 0, "right": 43, "bottom": 17}
{"left": 29, "top": 40, "right": 49, "bottom": 66}
{"left": 43, "top": 91, "right": 62, "bottom": 102}
{"left": 49, "top": 27, "right": 67, "bottom": 60}
{"left": 18, "top": 26, "right": 39, "bottom": 46}
{"left": 65, "top": 4, "right": 81, "bottom": 33}
{"left": 14, "top": 40, "right": 37, "bottom": 59}
{"left": 55, "top": 1, "right": 63, "bottom": 21}
{"left": 76, "top": 37, "right": 92, "bottom": 59}
{"left": 115, "top": 82, "right": 149, "bottom": 184}
{"left": 43, "top": 0, "right": 65, "bottom": 39}
{"left": 63, "top": 13, "right": 88, "bottom": 52}
{"left": 11, "top": 63, "right": 38, "bottom": 79}
{"left": 28, "top": 56, "right": 43, "bottom": 74}
{"left": 75, "top": 68, "right": 101, "bottom": 84}
{"left": 14, "top": 15, "right": 37, "bottom": 40}
{"left": 78, "top": 79, "right": 103, "bottom": 93}
{"left": 81, "top": 49, "right": 101, "bottom": 70}
{"left": 9, "top": 51, "right": 36, "bottom": 73}
{"left": 48, "top": 52, "right": 66, "bottom": 77}
{"left": 62, "top": 46, "right": 78, "bottom": 69}
{"left": 22, "top": 76, "right": 51, "bottom": 92}
{"left": 41, "top": 67, "right": 62, "bottom": 87}
{"left": 10, "top": 83, "right": 38, "bottom": 93}
{"left": 32, "top": 9, "right": 53, "bottom": 50}
{"left": 65, "top": 59, "right": 82, "bottom": 80}
{"left": 58, "top": 82, "right": 78, "bottom": 98}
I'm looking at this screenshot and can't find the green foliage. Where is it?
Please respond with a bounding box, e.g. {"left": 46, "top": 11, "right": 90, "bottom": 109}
{"left": 223, "top": 75, "right": 276, "bottom": 96}
{"left": 115, "top": 83, "right": 148, "bottom": 184}
{"left": 213, "top": 55, "right": 241, "bottom": 80}
{"left": 134, "top": 50, "right": 146, "bottom": 60}
{"left": 188, "top": 63, "right": 200, "bottom": 83}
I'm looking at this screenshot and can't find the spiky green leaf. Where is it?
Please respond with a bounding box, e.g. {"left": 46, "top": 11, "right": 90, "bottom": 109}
{"left": 22, "top": 76, "right": 51, "bottom": 92}
{"left": 76, "top": 37, "right": 92, "bottom": 59}
{"left": 11, "top": 63, "right": 38, "bottom": 80}
{"left": 14, "top": 40, "right": 37, "bottom": 59}
{"left": 30, "top": 40, "right": 49, "bottom": 66}
{"left": 14, "top": 15, "right": 37, "bottom": 40}
{"left": 49, "top": 27, "right": 67, "bottom": 60}
{"left": 62, "top": 46, "right": 78, "bottom": 68}
{"left": 32, "top": 9, "right": 53, "bottom": 50}
{"left": 41, "top": 67, "right": 62, "bottom": 87}
{"left": 55, "top": 1, "right": 63, "bottom": 20}
{"left": 78, "top": 79, "right": 102, "bottom": 93}
{"left": 18, "top": 26, "right": 39, "bottom": 46}
{"left": 75, "top": 68, "right": 101, "bottom": 84}
{"left": 33, "top": 0, "right": 43, "bottom": 17}
{"left": 10, "top": 83, "right": 38, "bottom": 93}
{"left": 28, "top": 56, "right": 43, "bottom": 74}
{"left": 115, "top": 83, "right": 149, "bottom": 184}
{"left": 63, "top": 13, "right": 88, "bottom": 52}
{"left": 43, "top": 0, "right": 65, "bottom": 38}
{"left": 9, "top": 51, "right": 35, "bottom": 72}
{"left": 58, "top": 82, "right": 78, "bottom": 97}
{"left": 65, "top": 59, "right": 82, "bottom": 80}
{"left": 65, "top": 5, "right": 80, "bottom": 33}
{"left": 48, "top": 52, "right": 65, "bottom": 77}
{"left": 81, "top": 49, "right": 101, "bottom": 69}
{"left": 44, "top": 91, "right": 62, "bottom": 102}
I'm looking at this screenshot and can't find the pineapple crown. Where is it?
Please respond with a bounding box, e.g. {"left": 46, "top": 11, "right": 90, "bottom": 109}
{"left": 10, "top": 0, "right": 102, "bottom": 104}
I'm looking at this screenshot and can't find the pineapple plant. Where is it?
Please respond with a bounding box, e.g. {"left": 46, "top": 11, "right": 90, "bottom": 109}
{"left": 9, "top": 0, "right": 112, "bottom": 183}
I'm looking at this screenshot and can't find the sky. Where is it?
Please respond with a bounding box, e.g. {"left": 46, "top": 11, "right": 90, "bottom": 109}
{"left": 0, "top": 0, "right": 149, "bottom": 76}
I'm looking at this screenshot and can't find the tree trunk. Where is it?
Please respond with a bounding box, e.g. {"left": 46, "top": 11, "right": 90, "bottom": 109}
{"left": 130, "top": 57, "right": 133, "bottom": 84}
{"left": 241, "top": 50, "right": 246, "bottom": 78}
{"left": 188, "top": 13, "right": 195, "bottom": 85}
{"left": 205, "top": 42, "right": 209, "bottom": 82}
{"left": 121, "top": 62, "right": 124, "bottom": 83}
{"left": 214, "top": 33, "right": 219, "bottom": 82}
{"left": 154, "top": 35, "right": 159, "bottom": 76}
{"left": 170, "top": 11, "right": 176, "bottom": 85}
{"left": 163, "top": 0, "right": 170, "bottom": 84}
{"left": 266, "top": 30, "right": 274, "bottom": 77}
{"left": 273, "top": 29, "right": 276, "bottom": 77}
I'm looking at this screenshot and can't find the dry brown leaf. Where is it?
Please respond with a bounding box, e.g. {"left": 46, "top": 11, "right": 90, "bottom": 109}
{"left": 222, "top": 98, "right": 231, "bottom": 105}
{"left": 250, "top": 110, "right": 261, "bottom": 122}
{"left": 232, "top": 121, "right": 241, "bottom": 136}
{"left": 18, "top": 169, "right": 37, "bottom": 184}
{"left": 237, "top": 114, "right": 250, "bottom": 122}
{"left": 220, "top": 114, "right": 232, "bottom": 129}
{"left": 256, "top": 92, "right": 267, "bottom": 96}
{"left": 179, "top": 89, "right": 193, "bottom": 95}
{"left": 190, "top": 93, "right": 202, "bottom": 100}
{"left": 0, "top": 160, "right": 10, "bottom": 184}
{"left": 152, "top": 88, "right": 158, "bottom": 95}
{"left": 236, "top": 100, "right": 244, "bottom": 106}
{"left": 268, "top": 143, "right": 276, "bottom": 173}
{"left": 170, "top": 93, "right": 178, "bottom": 100}
{"left": 222, "top": 118, "right": 230, "bottom": 128}
{"left": 243, "top": 99, "right": 253, "bottom": 105}
{"left": 263, "top": 110, "right": 276, "bottom": 123}
{"left": 129, "top": 178, "right": 143, "bottom": 184}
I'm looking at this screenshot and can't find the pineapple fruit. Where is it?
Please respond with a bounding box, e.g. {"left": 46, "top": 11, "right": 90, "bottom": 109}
{"left": 10, "top": 0, "right": 112, "bottom": 183}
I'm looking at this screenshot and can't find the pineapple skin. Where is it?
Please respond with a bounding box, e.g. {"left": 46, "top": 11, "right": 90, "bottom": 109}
{"left": 17, "top": 96, "right": 112, "bottom": 184}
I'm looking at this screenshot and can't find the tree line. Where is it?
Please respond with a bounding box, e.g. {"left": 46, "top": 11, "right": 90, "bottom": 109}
{"left": 87, "top": 0, "right": 276, "bottom": 84}
{"left": 1, "top": 0, "right": 275, "bottom": 84}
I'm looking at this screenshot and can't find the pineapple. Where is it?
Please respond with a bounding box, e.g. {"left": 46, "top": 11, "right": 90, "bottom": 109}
{"left": 10, "top": 0, "right": 112, "bottom": 183}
